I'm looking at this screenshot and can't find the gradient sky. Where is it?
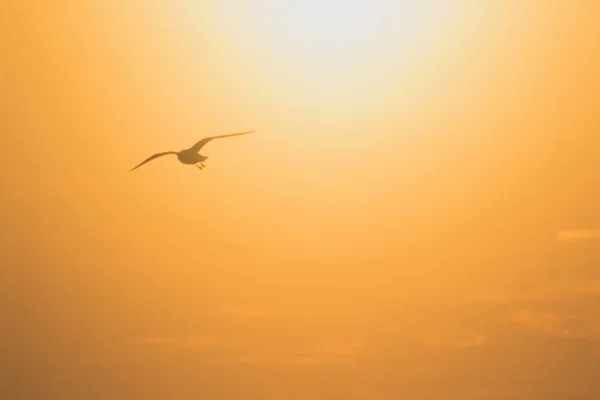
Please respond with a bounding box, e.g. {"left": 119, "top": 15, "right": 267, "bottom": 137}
{"left": 2, "top": 1, "right": 600, "bottom": 399}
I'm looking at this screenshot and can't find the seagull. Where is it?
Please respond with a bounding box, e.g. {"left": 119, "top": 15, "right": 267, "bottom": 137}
{"left": 129, "top": 131, "right": 254, "bottom": 172}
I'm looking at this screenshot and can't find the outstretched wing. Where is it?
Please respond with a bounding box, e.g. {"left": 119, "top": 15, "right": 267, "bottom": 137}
{"left": 129, "top": 151, "right": 178, "bottom": 172}
{"left": 189, "top": 130, "right": 255, "bottom": 153}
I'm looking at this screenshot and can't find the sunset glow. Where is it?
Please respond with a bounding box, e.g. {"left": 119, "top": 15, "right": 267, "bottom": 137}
{"left": 2, "top": 1, "right": 600, "bottom": 399}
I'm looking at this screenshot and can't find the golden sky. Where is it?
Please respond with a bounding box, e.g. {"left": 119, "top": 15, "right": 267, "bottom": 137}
{"left": 2, "top": 1, "right": 600, "bottom": 398}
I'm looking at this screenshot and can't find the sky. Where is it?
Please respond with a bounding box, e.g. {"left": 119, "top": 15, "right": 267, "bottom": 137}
{"left": 1, "top": 0, "right": 600, "bottom": 399}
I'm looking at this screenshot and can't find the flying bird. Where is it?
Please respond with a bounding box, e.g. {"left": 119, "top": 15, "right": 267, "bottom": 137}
{"left": 129, "top": 131, "right": 254, "bottom": 172}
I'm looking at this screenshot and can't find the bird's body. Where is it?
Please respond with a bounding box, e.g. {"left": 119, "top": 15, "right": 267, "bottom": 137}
{"left": 129, "top": 131, "right": 254, "bottom": 172}
{"left": 177, "top": 149, "right": 208, "bottom": 165}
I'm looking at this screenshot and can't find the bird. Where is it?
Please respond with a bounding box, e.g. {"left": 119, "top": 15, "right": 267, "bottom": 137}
{"left": 129, "top": 131, "right": 255, "bottom": 172}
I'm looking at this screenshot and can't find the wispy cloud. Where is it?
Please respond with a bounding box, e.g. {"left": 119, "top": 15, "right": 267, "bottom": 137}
{"left": 217, "top": 341, "right": 363, "bottom": 366}
{"left": 274, "top": 342, "right": 362, "bottom": 366}
{"left": 136, "top": 336, "right": 178, "bottom": 345}
{"left": 556, "top": 229, "right": 600, "bottom": 242}
{"left": 467, "top": 280, "right": 600, "bottom": 304}
{"left": 134, "top": 333, "right": 363, "bottom": 366}
{"left": 219, "top": 306, "right": 273, "bottom": 318}
{"left": 416, "top": 331, "right": 486, "bottom": 348}
{"left": 135, "top": 335, "right": 219, "bottom": 348}
{"left": 512, "top": 309, "right": 571, "bottom": 337}
{"left": 512, "top": 309, "right": 600, "bottom": 341}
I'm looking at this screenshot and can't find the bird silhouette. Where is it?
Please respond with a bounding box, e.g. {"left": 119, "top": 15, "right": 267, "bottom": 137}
{"left": 129, "top": 131, "right": 254, "bottom": 172}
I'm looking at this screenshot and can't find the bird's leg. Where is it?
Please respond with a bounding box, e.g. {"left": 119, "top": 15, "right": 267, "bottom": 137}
{"left": 196, "top": 164, "right": 204, "bottom": 171}
{"left": 200, "top": 162, "right": 206, "bottom": 168}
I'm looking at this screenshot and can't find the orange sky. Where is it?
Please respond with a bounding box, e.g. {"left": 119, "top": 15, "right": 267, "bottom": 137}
{"left": 2, "top": 1, "right": 600, "bottom": 399}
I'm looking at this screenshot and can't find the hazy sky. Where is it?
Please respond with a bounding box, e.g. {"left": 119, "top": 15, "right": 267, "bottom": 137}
{"left": 2, "top": 1, "right": 600, "bottom": 399}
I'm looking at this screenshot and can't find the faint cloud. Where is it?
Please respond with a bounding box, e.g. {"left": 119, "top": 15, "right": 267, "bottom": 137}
{"left": 512, "top": 309, "right": 600, "bottom": 340}
{"left": 467, "top": 292, "right": 557, "bottom": 303}
{"left": 512, "top": 309, "right": 571, "bottom": 337}
{"left": 544, "top": 281, "right": 600, "bottom": 296}
{"left": 453, "top": 332, "right": 486, "bottom": 348}
{"left": 135, "top": 335, "right": 219, "bottom": 348}
{"left": 219, "top": 306, "right": 273, "bottom": 318}
{"left": 136, "top": 336, "right": 178, "bottom": 345}
{"left": 183, "top": 335, "right": 220, "bottom": 348}
{"left": 218, "top": 341, "right": 363, "bottom": 366}
{"left": 556, "top": 229, "right": 600, "bottom": 242}
{"left": 290, "top": 353, "right": 358, "bottom": 366}
{"left": 417, "top": 331, "right": 486, "bottom": 348}
{"left": 468, "top": 280, "right": 600, "bottom": 304}
{"left": 308, "top": 341, "right": 362, "bottom": 355}
{"left": 291, "top": 341, "right": 362, "bottom": 364}
{"left": 136, "top": 333, "right": 362, "bottom": 367}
